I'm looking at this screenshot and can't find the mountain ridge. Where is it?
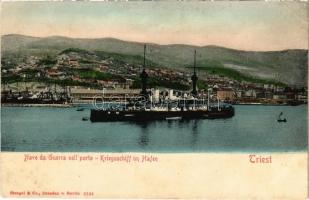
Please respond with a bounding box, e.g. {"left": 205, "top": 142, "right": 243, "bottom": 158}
{"left": 3, "top": 34, "right": 307, "bottom": 52}
{"left": 2, "top": 34, "right": 308, "bottom": 86}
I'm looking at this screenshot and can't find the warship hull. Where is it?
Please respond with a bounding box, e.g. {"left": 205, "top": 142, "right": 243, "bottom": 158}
{"left": 90, "top": 107, "right": 234, "bottom": 122}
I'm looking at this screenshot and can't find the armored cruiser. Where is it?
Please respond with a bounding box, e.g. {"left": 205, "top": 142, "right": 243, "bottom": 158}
{"left": 90, "top": 45, "right": 234, "bottom": 122}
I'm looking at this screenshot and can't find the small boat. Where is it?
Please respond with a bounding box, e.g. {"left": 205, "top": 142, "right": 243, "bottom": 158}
{"left": 277, "top": 112, "right": 287, "bottom": 123}
{"left": 76, "top": 108, "right": 85, "bottom": 111}
{"left": 82, "top": 117, "right": 89, "bottom": 121}
{"left": 277, "top": 119, "right": 287, "bottom": 122}
{"left": 166, "top": 116, "right": 182, "bottom": 120}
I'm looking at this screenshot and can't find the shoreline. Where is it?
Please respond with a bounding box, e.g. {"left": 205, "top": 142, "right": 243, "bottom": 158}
{"left": 1, "top": 103, "right": 307, "bottom": 107}
{"left": 1, "top": 103, "right": 73, "bottom": 108}
{"left": 232, "top": 103, "right": 307, "bottom": 106}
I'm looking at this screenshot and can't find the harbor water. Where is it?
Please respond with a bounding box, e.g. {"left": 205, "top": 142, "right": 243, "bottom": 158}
{"left": 1, "top": 105, "right": 307, "bottom": 152}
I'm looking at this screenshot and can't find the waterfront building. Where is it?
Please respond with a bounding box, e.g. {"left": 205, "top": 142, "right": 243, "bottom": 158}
{"left": 217, "top": 88, "right": 235, "bottom": 101}
{"left": 273, "top": 94, "right": 287, "bottom": 100}
{"left": 70, "top": 88, "right": 140, "bottom": 103}
{"left": 244, "top": 90, "right": 257, "bottom": 98}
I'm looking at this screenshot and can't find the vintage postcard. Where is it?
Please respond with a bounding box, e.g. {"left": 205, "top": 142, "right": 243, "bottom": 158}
{"left": 0, "top": 1, "right": 308, "bottom": 199}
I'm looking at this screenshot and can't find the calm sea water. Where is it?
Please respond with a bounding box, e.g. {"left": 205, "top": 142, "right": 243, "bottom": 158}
{"left": 1, "top": 105, "right": 307, "bottom": 152}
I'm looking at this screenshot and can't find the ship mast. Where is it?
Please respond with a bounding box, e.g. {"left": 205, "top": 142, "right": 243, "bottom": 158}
{"left": 191, "top": 50, "right": 198, "bottom": 96}
{"left": 144, "top": 43, "right": 146, "bottom": 68}
{"left": 140, "top": 44, "right": 149, "bottom": 97}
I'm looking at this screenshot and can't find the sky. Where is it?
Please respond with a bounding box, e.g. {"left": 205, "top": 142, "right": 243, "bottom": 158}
{"left": 1, "top": 1, "right": 308, "bottom": 51}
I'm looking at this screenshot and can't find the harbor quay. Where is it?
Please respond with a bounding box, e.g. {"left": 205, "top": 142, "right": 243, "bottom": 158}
{"left": 1, "top": 85, "right": 308, "bottom": 106}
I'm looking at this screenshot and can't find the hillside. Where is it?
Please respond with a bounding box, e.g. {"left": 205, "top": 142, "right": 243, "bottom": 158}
{"left": 2, "top": 34, "right": 308, "bottom": 86}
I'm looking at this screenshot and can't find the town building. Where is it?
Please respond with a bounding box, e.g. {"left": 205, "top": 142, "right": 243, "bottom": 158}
{"left": 217, "top": 88, "right": 235, "bottom": 101}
